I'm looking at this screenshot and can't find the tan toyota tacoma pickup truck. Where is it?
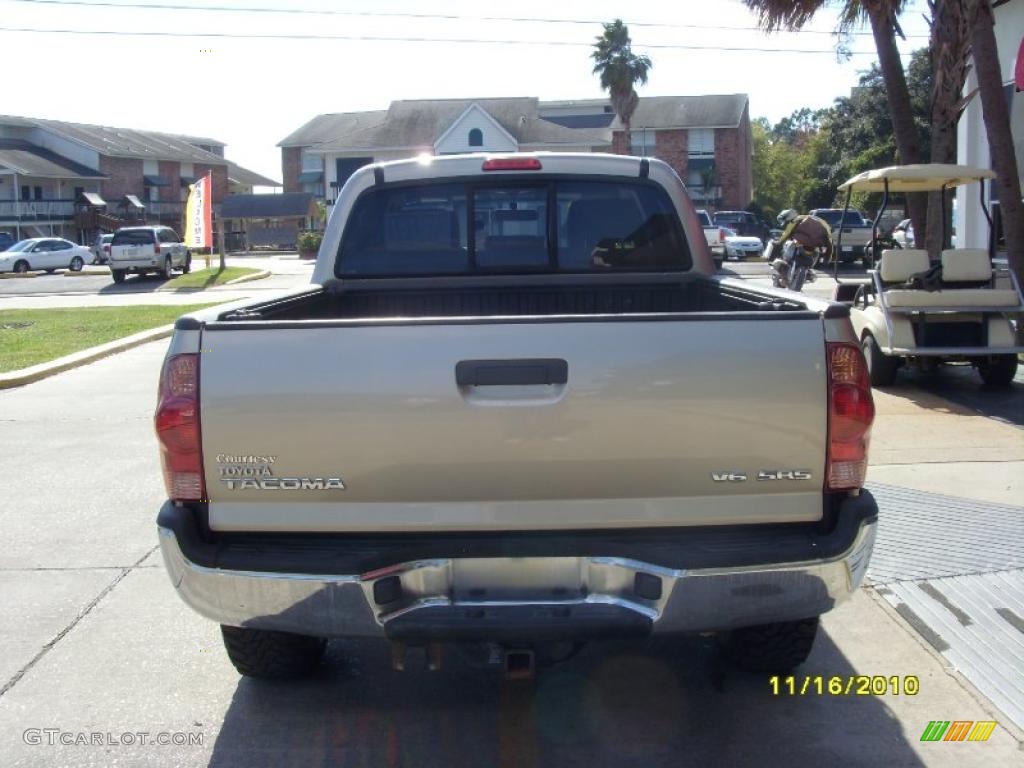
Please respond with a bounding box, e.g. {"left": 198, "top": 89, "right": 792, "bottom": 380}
{"left": 156, "top": 153, "right": 877, "bottom": 679}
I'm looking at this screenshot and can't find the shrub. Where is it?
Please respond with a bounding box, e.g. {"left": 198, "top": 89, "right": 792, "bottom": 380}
{"left": 297, "top": 230, "right": 322, "bottom": 254}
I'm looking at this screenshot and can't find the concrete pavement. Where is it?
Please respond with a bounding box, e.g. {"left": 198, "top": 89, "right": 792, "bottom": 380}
{"left": 0, "top": 339, "right": 1021, "bottom": 766}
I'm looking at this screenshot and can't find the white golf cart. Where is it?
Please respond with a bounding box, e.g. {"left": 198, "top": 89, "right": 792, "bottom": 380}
{"left": 832, "top": 164, "right": 1023, "bottom": 387}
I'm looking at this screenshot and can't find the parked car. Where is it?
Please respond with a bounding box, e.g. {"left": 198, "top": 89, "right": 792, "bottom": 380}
{"left": 156, "top": 152, "right": 878, "bottom": 681}
{"left": 108, "top": 226, "right": 191, "bottom": 283}
{"left": 0, "top": 232, "right": 15, "bottom": 252}
{"left": 723, "top": 228, "right": 764, "bottom": 259}
{"left": 809, "top": 208, "right": 873, "bottom": 264}
{"left": 696, "top": 209, "right": 725, "bottom": 270}
{"left": 92, "top": 233, "right": 115, "bottom": 265}
{"left": 0, "top": 237, "right": 92, "bottom": 274}
{"left": 712, "top": 210, "right": 770, "bottom": 244}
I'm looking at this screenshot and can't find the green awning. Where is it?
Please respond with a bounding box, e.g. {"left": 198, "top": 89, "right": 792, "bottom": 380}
{"left": 298, "top": 170, "right": 323, "bottom": 183}
{"left": 687, "top": 158, "right": 716, "bottom": 171}
{"left": 143, "top": 174, "right": 171, "bottom": 187}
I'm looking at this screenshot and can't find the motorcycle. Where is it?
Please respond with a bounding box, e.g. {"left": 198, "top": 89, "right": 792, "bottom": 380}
{"left": 765, "top": 239, "right": 820, "bottom": 292}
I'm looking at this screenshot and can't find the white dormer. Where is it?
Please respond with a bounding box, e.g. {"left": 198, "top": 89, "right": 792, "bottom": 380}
{"left": 433, "top": 103, "right": 518, "bottom": 155}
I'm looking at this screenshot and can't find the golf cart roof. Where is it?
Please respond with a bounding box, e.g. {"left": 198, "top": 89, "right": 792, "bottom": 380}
{"left": 838, "top": 164, "right": 996, "bottom": 192}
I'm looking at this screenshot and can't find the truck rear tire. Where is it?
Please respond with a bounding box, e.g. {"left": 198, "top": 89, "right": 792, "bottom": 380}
{"left": 977, "top": 355, "right": 1018, "bottom": 387}
{"left": 721, "top": 617, "right": 819, "bottom": 672}
{"left": 220, "top": 625, "right": 326, "bottom": 679}
{"left": 862, "top": 333, "right": 898, "bottom": 387}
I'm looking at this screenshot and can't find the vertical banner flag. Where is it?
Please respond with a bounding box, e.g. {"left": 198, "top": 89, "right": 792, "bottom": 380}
{"left": 184, "top": 172, "right": 213, "bottom": 249}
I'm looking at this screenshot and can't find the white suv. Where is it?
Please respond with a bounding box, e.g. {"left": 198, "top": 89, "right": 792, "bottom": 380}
{"left": 109, "top": 226, "right": 191, "bottom": 283}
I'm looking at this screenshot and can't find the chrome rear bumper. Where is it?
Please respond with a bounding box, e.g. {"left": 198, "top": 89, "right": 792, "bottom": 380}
{"left": 158, "top": 513, "right": 876, "bottom": 639}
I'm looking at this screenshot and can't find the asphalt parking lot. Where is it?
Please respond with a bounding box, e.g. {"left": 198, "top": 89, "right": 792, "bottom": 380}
{"left": 1, "top": 340, "right": 1021, "bottom": 767}
{"left": 0, "top": 256, "right": 311, "bottom": 299}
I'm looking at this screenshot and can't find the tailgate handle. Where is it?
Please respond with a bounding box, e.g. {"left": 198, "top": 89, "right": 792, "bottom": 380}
{"left": 456, "top": 358, "right": 568, "bottom": 387}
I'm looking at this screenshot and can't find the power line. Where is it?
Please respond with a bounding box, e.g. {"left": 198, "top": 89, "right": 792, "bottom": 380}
{"left": 1, "top": 0, "right": 932, "bottom": 38}
{"left": 0, "top": 25, "right": 906, "bottom": 54}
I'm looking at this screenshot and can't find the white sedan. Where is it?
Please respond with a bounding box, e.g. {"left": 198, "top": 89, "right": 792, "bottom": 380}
{"left": 0, "top": 238, "right": 94, "bottom": 274}
{"left": 723, "top": 228, "right": 764, "bottom": 259}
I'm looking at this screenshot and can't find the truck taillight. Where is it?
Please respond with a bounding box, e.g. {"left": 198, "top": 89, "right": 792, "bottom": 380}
{"left": 155, "top": 353, "right": 205, "bottom": 501}
{"left": 153, "top": 241, "right": 161, "bottom": 254}
{"left": 826, "top": 343, "right": 874, "bottom": 490}
{"left": 719, "top": 228, "right": 727, "bottom": 242}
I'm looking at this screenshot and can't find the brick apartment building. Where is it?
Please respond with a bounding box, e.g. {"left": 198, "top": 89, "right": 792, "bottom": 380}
{"left": 279, "top": 94, "right": 752, "bottom": 212}
{"left": 0, "top": 115, "right": 278, "bottom": 243}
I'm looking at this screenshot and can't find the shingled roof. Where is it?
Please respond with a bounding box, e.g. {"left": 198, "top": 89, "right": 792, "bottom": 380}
{"left": 278, "top": 110, "right": 389, "bottom": 148}
{"left": 226, "top": 162, "right": 280, "bottom": 188}
{"left": 17, "top": 117, "right": 230, "bottom": 164}
{"left": 608, "top": 95, "right": 749, "bottom": 130}
{"left": 281, "top": 94, "right": 749, "bottom": 153}
{"left": 0, "top": 139, "right": 105, "bottom": 179}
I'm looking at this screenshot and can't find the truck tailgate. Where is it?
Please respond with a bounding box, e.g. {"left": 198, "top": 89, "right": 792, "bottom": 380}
{"left": 199, "top": 318, "right": 828, "bottom": 531}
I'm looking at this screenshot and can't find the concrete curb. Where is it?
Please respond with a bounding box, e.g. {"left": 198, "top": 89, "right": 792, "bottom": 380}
{"left": 225, "top": 269, "right": 270, "bottom": 285}
{"left": 64, "top": 269, "right": 111, "bottom": 277}
{"left": 0, "top": 324, "right": 173, "bottom": 389}
{"left": 0, "top": 272, "right": 40, "bottom": 279}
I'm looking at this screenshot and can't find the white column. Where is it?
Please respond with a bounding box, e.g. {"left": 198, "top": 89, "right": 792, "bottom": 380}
{"left": 956, "top": 67, "right": 990, "bottom": 250}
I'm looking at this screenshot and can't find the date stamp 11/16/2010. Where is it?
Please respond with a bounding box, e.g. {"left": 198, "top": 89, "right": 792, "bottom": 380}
{"left": 769, "top": 675, "right": 920, "bottom": 696}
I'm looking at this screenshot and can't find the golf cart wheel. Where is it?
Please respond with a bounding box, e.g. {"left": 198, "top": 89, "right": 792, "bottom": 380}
{"left": 111, "top": 269, "right": 126, "bottom": 284}
{"left": 862, "top": 333, "right": 898, "bottom": 387}
{"left": 70, "top": 255, "right": 84, "bottom": 272}
{"left": 182, "top": 252, "right": 192, "bottom": 274}
{"left": 977, "top": 355, "right": 1018, "bottom": 387}
{"left": 13, "top": 260, "right": 29, "bottom": 274}
{"left": 220, "top": 625, "right": 326, "bottom": 679}
{"left": 721, "top": 618, "right": 820, "bottom": 673}
{"left": 713, "top": 257, "right": 723, "bottom": 271}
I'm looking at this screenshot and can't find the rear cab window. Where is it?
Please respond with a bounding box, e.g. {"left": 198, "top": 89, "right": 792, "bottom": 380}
{"left": 337, "top": 178, "right": 691, "bottom": 276}
{"left": 112, "top": 230, "right": 155, "bottom": 246}
{"left": 696, "top": 210, "right": 712, "bottom": 227}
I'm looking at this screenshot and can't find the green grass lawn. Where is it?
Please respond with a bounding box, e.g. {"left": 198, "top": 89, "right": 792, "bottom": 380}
{"left": 162, "top": 266, "right": 262, "bottom": 290}
{"left": 0, "top": 304, "right": 219, "bottom": 372}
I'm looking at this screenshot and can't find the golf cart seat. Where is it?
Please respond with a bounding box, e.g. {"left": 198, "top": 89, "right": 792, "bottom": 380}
{"left": 879, "top": 249, "right": 929, "bottom": 283}
{"left": 882, "top": 248, "right": 1022, "bottom": 310}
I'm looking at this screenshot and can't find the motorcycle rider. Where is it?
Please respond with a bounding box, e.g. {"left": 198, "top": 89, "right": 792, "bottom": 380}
{"left": 771, "top": 209, "right": 833, "bottom": 278}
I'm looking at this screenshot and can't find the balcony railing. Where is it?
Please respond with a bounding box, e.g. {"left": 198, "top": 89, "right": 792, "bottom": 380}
{"left": 0, "top": 199, "right": 75, "bottom": 221}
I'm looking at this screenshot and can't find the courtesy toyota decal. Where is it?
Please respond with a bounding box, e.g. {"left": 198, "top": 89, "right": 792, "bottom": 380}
{"left": 216, "top": 453, "right": 345, "bottom": 491}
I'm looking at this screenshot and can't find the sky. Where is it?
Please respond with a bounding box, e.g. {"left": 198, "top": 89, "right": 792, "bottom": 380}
{"left": 0, "top": 0, "right": 934, "bottom": 188}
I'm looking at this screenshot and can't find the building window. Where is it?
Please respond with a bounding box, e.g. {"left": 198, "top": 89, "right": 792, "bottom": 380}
{"left": 301, "top": 149, "right": 321, "bottom": 172}
{"left": 21, "top": 186, "right": 30, "bottom": 201}
{"left": 630, "top": 130, "right": 656, "bottom": 157}
{"left": 34, "top": 186, "right": 43, "bottom": 200}
{"left": 74, "top": 186, "right": 84, "bottom": 199}
{"left": 468, "top": 128, "right": 483, "bottom": 147}
{"left": 689, "top": 128, "right": 715, "bottom": 157}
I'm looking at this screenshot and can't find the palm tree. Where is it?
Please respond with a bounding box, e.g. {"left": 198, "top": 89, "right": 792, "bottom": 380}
{"left": 745, "top": 1, "right": 928, "bottom": 240}
{"left": 970, "top": 1, "right": 1023, "bottom": 293}
{"left": 591, "top": 19, "right": 653, "bottom": 146}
